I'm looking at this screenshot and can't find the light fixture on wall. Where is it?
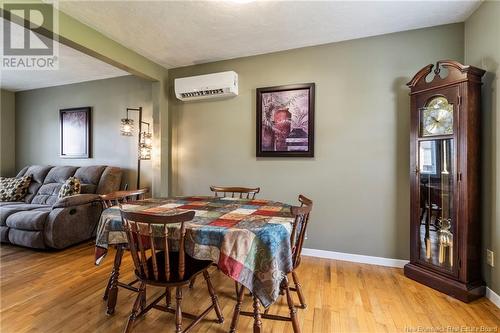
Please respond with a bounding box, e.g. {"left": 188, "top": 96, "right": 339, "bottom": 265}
{"left": 120, "top": 107, "right": 152, "bottom": 189}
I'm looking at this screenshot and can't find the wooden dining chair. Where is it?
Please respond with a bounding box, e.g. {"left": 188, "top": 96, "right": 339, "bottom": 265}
{"left": 100, "top": 188, "right": 149, "bottom": 209}
{"left": 120, "top": 209, "right": 224, "bottom": 333}
{"left": 229, "top": 194, "right": 313, "bottom": 333}
{"left": 210, "top": 186, "right": 260, "bottom": 199}
{"left": 101, "top": 188, "right": 149, "bottom": 312}
{"left": 288, "top": 194, "right": 313, "bottom": 309}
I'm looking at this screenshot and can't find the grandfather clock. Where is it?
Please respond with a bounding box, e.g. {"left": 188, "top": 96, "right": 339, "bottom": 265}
{"left": 404, "top": 60, "right": 486, "bottom": 302}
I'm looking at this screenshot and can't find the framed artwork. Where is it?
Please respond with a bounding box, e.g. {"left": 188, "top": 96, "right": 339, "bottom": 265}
{"left": 256, "top": 83, "right": 315, "bottom": 157}
{"left": 60, "top": 107, "right": 91, "bottom": 158}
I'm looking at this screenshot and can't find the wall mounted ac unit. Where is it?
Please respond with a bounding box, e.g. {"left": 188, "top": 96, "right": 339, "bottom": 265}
{"left": 174, "top": 71, "right": 238, "bottom": 101}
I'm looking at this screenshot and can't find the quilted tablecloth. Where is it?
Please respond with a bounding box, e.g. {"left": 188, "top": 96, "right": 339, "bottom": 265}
{"left": 94, "top": 196, "right": 295, "bottom": 307}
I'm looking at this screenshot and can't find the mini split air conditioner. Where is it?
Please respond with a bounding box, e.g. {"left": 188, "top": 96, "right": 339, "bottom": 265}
{"left": 174, "top": 71, "right": 238, "bottom": 101}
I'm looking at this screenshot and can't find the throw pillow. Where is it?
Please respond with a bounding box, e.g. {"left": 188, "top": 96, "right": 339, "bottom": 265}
{"left": 58, "top": 177, "right": 81, "bottom": 198}
{"left": 0, "top": 175, "right": 32, "bottom": 202}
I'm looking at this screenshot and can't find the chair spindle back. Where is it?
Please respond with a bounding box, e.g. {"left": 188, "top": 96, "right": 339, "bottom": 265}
{"left": 210, "top": 186, "right": 260, "bottom": 199}
{"left": 101, "top": 189, "right": 149, "bottom": 209}
{"left": 290, "top": 195, "right": 313, "bottom": 269}
{"left": 120, "top": 209, "right": 195, "bottom": 282}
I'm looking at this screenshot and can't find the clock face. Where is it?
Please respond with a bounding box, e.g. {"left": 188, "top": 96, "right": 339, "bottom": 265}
{"left": 421, "top": 96, "right": 453, "bottom": 137}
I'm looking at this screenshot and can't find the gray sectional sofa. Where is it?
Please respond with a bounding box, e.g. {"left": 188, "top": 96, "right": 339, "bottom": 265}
{"left": 0, "top": 165, "right": 122, "bottom": 249}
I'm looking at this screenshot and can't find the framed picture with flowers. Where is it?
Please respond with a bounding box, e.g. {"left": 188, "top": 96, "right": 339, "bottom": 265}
{"left": 256, "top": 83, "right": 315, "bottom": 157}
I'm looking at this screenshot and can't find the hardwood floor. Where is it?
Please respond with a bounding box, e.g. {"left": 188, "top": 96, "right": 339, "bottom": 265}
{"left": 1, "top": 243, "right": 498, "bottom": 333}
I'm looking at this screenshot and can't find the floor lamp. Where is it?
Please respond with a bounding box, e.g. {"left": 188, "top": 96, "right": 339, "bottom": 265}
{"left": 120, "top": 107, "right": 152, "bottom": 189}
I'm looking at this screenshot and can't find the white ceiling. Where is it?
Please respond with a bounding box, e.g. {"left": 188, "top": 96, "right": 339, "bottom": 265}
{"left": 0, "top": 18, "right": 129, "bottom": 92}
{"left": 58, "top": 0, "right": 481, "bottom": 69}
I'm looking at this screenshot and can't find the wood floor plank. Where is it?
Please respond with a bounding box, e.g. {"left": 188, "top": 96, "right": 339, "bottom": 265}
{"left": 1, "top": 243, "right": 499, "bottom": 333}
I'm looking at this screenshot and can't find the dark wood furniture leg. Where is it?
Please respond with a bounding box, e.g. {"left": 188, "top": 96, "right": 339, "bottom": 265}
{"left": 123, "top": 282, "right": 145, "bottom": 333}
{"left": 229, "top": 283, "right": 245, "bottom": 333}
{"left": 103, "top": 273, "right": 112, "bottom": 301}
{"left": 106, "top": 245, "right": 124, "bottom": 315}
{"left": 203, "top": 271, "right": 224, "bottom": 323}
{"left": 175, "top": 287, "right": 183, "bottom": 333}
{"left": 291, "top": 271, "right": 307, "bottom": 309}
{"left": 252, "top": 296, "right": 262, "bottom": 333}
{"left": 166, "top": 287, "right": 171, "bottom": 307}
{"left": 283, "top": 276, "right": 301, "bottom": 333}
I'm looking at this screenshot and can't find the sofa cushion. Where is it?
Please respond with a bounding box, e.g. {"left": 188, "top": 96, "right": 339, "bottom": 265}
{"left": 44, "top": 166, "right": 78, "bottom": 184}
{"left": 8, "top": 229, "right": 46, "bottom": 249}
{"left": 16, "top": 165, "right": 53, "bottom": 203}
{"left": 0, "top": 204, "right": 50, "bottom": 226}
{"left": 0, "top": 176, "right": 32, "bottom": 202}
{"left": 0, "top": 226, "right": 9, "bottom": 243}
{"left": 6, "top": 209, "right": 51, "bottom": 231}
{"left": 74, "top": 166, "right": 105, "bottom": 194}
{"left": 0, "top": 201, "right": 24, "bottom": 207}
{"left": 31, "top": 166, "right": 78, "bottom": 205}
{"left": 58, "top": 177, "right": 81, "bottom": 198}
{"left": 97, "top": 167, "right": 122, "bottom": 194}
{"left": 30, "top": 183, "right": 61, "bottom": 205}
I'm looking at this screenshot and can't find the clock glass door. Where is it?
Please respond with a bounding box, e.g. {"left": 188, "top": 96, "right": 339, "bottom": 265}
{"left": 418, "top": 139, "right": 455, "bottom": 272}
{"left": 416, "top": 93, "right": 457, "bottom": 274}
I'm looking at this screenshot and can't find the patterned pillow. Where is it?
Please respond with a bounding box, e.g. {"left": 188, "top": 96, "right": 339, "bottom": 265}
{"left": 58, "top": 177, "right": 81, "bottom": 198}
{"left": 0, "top": 175, "right": 32, "bottom": 202}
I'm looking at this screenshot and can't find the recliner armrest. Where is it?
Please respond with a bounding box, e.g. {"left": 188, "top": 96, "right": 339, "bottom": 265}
{"left": 52, "top": 194, "right": 101, "bottom": 209}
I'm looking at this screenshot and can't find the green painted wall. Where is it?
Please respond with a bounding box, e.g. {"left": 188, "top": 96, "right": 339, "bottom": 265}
{"left": 168, "top": 24, "right": 464, "bottom": 260}
{"left": 15, "top": 76, "right": 153, "bottom": 190}
{"left": 0, "top": 89, "right": 16, "bottom": 177}
{"left": 465, "top": 1, "right": 500, "bottom": 295}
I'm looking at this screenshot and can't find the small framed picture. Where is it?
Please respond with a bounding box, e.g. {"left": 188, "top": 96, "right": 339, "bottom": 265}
{"left": 60, "top": 107, "right": 91, "bottom": 158}
{"left": 256, "top": 83, "right": 315, "bottom": 157}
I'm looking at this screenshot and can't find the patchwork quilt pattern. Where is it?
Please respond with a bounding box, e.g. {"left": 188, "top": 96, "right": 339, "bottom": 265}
{"left": 95, "top": 196, "right": 295, "bottom": 307}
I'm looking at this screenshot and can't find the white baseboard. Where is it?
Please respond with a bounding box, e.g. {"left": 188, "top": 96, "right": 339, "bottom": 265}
{"left": 302, "top": 248, "right": 409, "bottom": 268}
{"left": 302, "top": 248, "right": 499, "bottom": 309}
{"left": 486, "top": 287, "right": 500, "bottom": 309}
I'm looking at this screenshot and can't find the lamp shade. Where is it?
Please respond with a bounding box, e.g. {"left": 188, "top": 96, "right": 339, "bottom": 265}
{"left": 139, "top": 131, "right": 152, "bottom": 160}
{"left": 143, "top": 132, "right": 153, "bottom": 147}
{"left": 120, "top": 118, "right": 134, "bottom": 136}
{"left": 139, "top": 144, "right": 152, "bottom": 160}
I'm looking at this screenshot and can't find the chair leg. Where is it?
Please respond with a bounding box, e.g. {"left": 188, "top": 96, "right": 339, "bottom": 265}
{"left": 229, "top": 283, "right": 245, "bottom": 333}
{"left": 234, "top": 281, "right": 239, "bottom": 298}
{"left": 140, "top": 287, "right": 146, "bottom": 311}
{"left": 189, "top": 276, "right": 196, "bottom": 289}
{"left": 175, "top": 287, "right": 183, "bottom": 333}
{"left": 292, "top": 271, "right": 307, "bottom": 309}
{"left": 123, "top": 283, "right": 144, "bottom": 333}
{"left": 283, "top": 277, "right": 301, "bottom": 333}
{"left": 166, "top": 287, "right": 171, "bottom": 307}
{"left": 103, "top": 273, "right": 112, "bottom": 300}
{"left": 252, "top": 296, "right": 262, "bottom": 333}
{"left": 107, "top": 245, "right": 124, "bottom": 315}
{"left": 203, "top": 270, "right": 224, "bottom": 323}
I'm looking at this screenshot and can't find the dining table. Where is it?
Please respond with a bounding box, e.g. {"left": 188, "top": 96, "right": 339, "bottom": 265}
{"left": 94, "top": 195, "right": 296, "bottom": 318}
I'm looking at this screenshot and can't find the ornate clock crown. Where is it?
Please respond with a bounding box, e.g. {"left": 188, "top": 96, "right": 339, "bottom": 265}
{"left": 406, "top": 60, "right": 485, "bottom": 93}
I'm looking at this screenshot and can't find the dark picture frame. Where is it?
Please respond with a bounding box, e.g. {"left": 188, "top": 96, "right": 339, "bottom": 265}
{"left": 256, "top": 83, "right": 315, "bottom": 157}
{"left": 60, "top": 107, "right": 91, "bottom": 158}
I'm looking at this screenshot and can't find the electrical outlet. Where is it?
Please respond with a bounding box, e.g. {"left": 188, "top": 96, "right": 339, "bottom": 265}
{"left": 486, "top": 249, "right": 495, "bottom": 267}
